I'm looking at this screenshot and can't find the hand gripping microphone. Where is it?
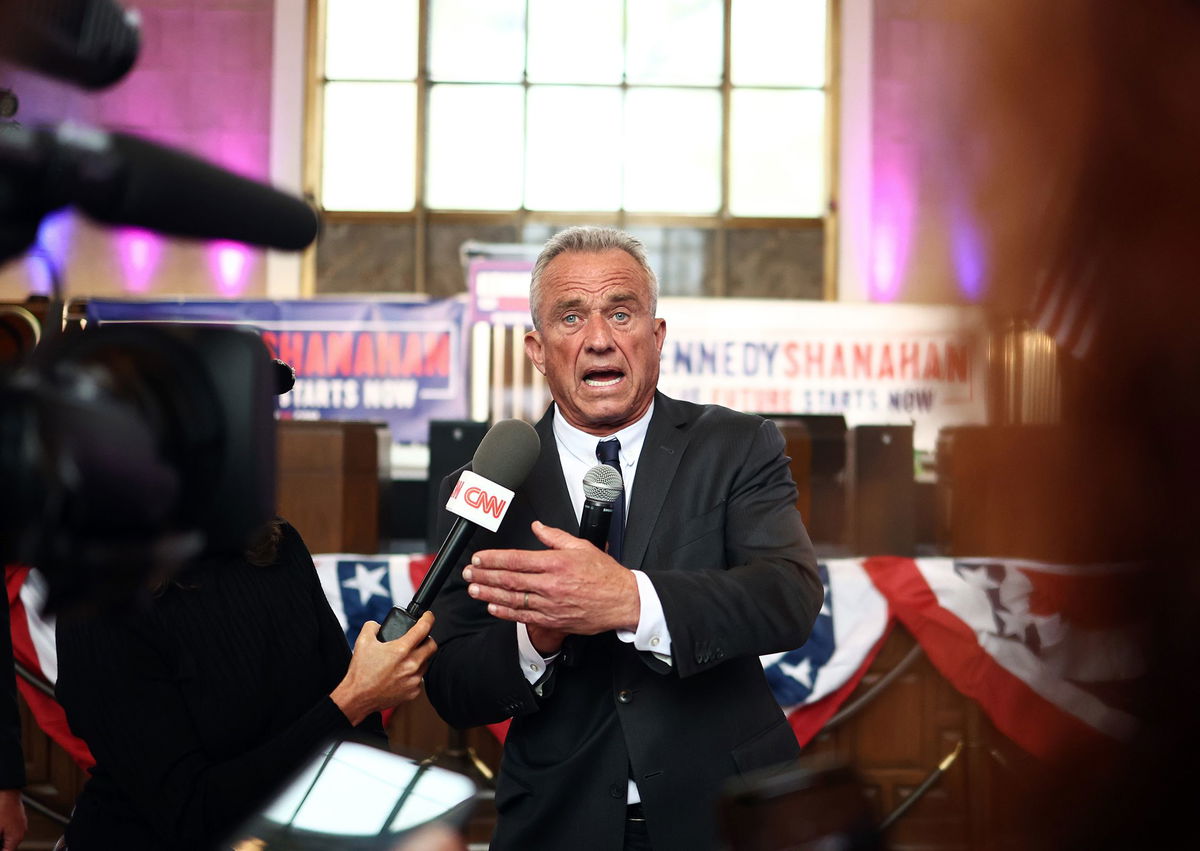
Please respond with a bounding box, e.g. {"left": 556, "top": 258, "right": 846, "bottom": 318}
{"left": 579, "top": 463, "right": 623, "bottom": 550}
{"left": 378, "top": 419, "right": 540, "bottom": 641}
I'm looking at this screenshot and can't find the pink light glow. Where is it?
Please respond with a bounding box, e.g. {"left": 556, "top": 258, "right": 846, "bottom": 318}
{"left": 869, "top": 166, "right": 914, "bottom": 302}
{"left": 209, "top": 241, "right": 252, "bottom": 296}
{"left": 116, "top": 229, "right": 164, "bottom": 293}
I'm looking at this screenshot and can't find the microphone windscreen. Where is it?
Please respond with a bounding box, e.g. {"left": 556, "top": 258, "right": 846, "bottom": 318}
{"left": 84, "top": 130, "right": 321, "bottom": 250}
{"left": 583, "top": 463, "right": 623, "bottom": 503}
{"left": 0, "top": 0, "right": 141, "bottom": 90}
{"left": 472, "top": 419, "right": 540, "bottom": 490}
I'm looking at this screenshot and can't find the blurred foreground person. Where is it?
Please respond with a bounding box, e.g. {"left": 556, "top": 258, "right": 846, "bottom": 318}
{"left": 944, "top": 0, "right": 1200, "bottom": 846}
{"left": 54, "top": 518, "right": 437, "bottom": 850}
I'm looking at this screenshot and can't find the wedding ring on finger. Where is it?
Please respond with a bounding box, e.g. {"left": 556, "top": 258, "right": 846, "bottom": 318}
{"left": 522, "top": 591, "right": 530, "bottom": 610}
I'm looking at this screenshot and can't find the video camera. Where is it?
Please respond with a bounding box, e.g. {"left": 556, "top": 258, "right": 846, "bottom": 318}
{"left": 0, "top": 0, "right": 317, "bottom": 613}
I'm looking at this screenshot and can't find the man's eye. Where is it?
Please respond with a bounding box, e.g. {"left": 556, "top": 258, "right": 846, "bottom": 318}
{"left": 612, "top": 311, "right": 630, "bottom": 322}
{"left": 563, "top": 313, "right": 580, "bottom": 325}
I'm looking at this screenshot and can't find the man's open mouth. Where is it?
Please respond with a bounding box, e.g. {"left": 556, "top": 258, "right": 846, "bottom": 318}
{"left": 584, "top": 369, "right": 624, "bottom": 387}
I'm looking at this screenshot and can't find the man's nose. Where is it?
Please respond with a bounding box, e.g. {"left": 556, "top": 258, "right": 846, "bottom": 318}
{"left": 583, "top": 316, "right": 615, "bottom": 350}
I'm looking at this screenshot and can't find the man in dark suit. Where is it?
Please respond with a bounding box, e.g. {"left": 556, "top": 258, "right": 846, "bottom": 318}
{"left": 424, "top": 226, "right": 823, "bottom": 851}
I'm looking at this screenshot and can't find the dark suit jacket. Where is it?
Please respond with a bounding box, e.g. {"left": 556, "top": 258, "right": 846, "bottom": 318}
{"left": 425, "top": 392, "right": 823, "bottom": 851}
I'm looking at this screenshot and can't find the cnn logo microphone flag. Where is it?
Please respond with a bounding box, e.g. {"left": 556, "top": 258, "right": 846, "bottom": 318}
{"left": 445, "top": 470, "right": 514, "bottom": 532}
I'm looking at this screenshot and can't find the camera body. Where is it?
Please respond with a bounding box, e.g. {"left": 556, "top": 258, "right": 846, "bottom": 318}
{"left": 0, "top": 322, "right": 277, "bottom": 612}
{"left": 0, "top": 0, "right": 317, "bottom": 613}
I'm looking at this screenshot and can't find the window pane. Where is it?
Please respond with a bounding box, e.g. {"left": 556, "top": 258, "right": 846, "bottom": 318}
{"left": 624, "top": 89, "right": 721, "bottom": 213}
{"left": 325, "top": 0, "right": 417, "bottom": 80}
{"left": 731, "top": 0, "right": 827, "bottom": 87}
{"left": 629, "top": 226, "right": 715, "bottom": 296}
{"left": 626, "top": 0, "right": 724, "bottom": 85}
{"left": 428, "top": 0, "right": 525, "bottom": 82}
{"left": 525, "top": 86, "right": 622, "bottom": 211}
{"left": 729, "top": 89, "right": 825, "bottom": 217}
{"left": 426, "top": 84, "right": 524, "bottom": 210}
{"left": 322, "top": 82, "right": 416, "bottom": 211}
{"left": 527, "top": 0, "right": 622, "bottom": 84}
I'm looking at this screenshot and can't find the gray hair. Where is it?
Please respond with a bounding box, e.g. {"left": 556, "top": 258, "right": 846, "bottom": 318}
{"left": 529, "top": 226, "right": 659, "bottom": 330}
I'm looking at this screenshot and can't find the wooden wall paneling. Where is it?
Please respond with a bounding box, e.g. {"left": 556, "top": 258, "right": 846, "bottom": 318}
{"left": 275, "top": 420, "right": 390, "bottom": 554}
{"left": 768, "top": 417, "right": 813, "bottom": 525}
{"left": 18, "top": 692, "right": 84, "bottom": 849}
{"left": 805, "top": 628, "right": 972, "bottom": 849}
{"left": 803, "top": 626, "right": 1052, "bottom": 850}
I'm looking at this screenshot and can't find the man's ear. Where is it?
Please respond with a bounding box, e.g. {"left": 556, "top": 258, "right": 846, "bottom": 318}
{"left": 524, "top": 329, "right": 547, "bottom": 375}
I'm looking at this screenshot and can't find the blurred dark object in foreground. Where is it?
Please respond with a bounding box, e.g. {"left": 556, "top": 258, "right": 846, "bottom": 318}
{"left": 719, "top": 757, "right": 884, "bottom": 851}
{"left": 225, "top": 734, "right": 476, "bottom": 851}
{"left": 938, "top": 0, "right": 1200, "bottom": 847}
{"left": 0, "top": 322, "right": 277, "bottom": 614}
{"left": 0, "top": 0, "right": 140, "bottom": 90}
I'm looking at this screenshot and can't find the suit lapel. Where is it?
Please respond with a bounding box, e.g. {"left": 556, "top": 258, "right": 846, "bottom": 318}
{"left": 622, "top": 393, "right": 692, "bottom": 571}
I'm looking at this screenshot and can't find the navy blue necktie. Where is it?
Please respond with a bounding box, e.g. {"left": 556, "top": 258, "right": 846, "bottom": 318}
{"left": 595, "top": 438, "right": 625, "bottom": 563}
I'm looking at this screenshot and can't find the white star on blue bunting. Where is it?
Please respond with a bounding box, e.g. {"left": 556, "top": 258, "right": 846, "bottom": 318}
{"left": 955, "top": 560, "right": 1042, "bottom": 652}
{"left": 341, "top": 562, "right": 389, "bottom": 605}
{"left": 763, "top": 563, "right": 834, "bottom": 707}
{"left": 336, "top": 560, "right": 394, "bottom": 643}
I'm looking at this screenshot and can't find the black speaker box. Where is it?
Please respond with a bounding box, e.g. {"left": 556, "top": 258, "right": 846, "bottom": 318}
{"left": 845, "top": 425, "right": 915, "bottom": 556}
{"left": 425, "top": 420, "right": 488, "bottom": 551}
{"left": 797, "top": 414, "right": 847, "bottom": 549}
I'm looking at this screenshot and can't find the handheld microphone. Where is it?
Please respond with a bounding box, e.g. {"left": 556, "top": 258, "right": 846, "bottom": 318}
{"left": 271, "top": 359, "right": 296, "bottom": 395}
{"left": 1, "top": 122, "right": 321, "bottom": 251}
{"left": 579, "top": 463, "right": 623, "bottom": 550}
{"left": 379, "top": 419, "right": 540, "bottom": 641}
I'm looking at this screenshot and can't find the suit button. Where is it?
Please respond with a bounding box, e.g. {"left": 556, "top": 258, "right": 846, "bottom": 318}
{"left": 617, "top": 690, "right": 633, "bottom": 704}
{"left": 609, "top": 783, "right": 624, "bottom": 798}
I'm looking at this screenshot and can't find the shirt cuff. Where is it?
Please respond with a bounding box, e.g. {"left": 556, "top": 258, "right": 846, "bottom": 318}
{"left": 616, "top": 570, "right": 673, "bottom": 665}
{"left": 516, "top": 622, "right": 558, "bottom": 685}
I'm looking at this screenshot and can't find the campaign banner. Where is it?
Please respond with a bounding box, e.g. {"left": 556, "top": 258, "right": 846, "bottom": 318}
{"left": 465, "top": 262, "right": 989, "bottom": 452}
{"left": 467, "top": 256, "right": 539, "bottom": 326}
{"left": 656, "top": 298, "right": 987, "bottom": 451}
{"left": 84, "top": 298, "right": 470, "bottom": 444}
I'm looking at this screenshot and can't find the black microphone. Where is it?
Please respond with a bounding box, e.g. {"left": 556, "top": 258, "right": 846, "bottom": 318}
{"left": 0, "top": 0, "right": 141, "bottom": 90}
{"left": 379, "top": 419, "right": 541, "bottom": 641}
{"left": 579, "top": 463, "right": 623, "bottom": 550}
{"left": 271, "top": 359, "right": 296, "bottom": 395}
{"left": 1, "top": 122, "right": 321, "bottom": 250}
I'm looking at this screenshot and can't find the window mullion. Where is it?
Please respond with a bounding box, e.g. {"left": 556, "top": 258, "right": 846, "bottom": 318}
{"left": 415, "top": 0, "right": 430, "bottom": 292}
{"left": 715, "top": 0, "right": 733, "bottom": 297}
{"left": 520, "top": 0, "right": 531, "bottom": 216}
